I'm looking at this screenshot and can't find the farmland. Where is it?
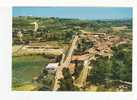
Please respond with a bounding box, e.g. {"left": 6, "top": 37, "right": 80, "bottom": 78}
{"left": 12, "top": 55, "right": 49, "bottom": 90}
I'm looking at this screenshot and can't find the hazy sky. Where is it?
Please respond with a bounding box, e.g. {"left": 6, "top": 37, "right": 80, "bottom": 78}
{"left": 13, "top": 7, "right": 132, "bottom": 20}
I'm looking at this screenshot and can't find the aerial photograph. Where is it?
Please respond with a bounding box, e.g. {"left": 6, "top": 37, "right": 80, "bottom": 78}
{"left": 12, "top": 7, "right": 132, "bottom": 91}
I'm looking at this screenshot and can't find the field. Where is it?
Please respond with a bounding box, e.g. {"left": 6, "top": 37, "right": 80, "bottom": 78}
{"left": 12, "top": 55, "right": 49, "bottom": 90}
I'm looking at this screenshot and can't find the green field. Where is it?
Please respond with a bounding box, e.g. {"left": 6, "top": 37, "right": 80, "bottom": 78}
{"left": 12, "top": 55, "right": 49, "bottom": 89}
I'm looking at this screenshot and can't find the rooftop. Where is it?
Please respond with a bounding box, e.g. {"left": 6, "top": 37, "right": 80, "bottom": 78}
{"left": 46, "top": 63, "right": 59, "bottom": 69}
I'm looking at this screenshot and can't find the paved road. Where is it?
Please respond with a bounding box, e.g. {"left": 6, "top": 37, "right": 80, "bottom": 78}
{"left": 52, "top": 35, "right": 79, "bottom": 91}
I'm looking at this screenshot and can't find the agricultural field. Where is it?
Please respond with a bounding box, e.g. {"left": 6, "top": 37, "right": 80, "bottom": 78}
{"left": 12, "top": 55, "right": 49, "bottom": 90}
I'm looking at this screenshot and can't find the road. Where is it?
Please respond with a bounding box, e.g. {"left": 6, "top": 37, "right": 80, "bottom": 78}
{"left": 74, "top": 60, "right": 90, "bottom": 87}
{"left": 52, "top": 35, "right": 79, "bottom": 91}
{"left": 74, "top": 55, "right": 95, "bottom": 87}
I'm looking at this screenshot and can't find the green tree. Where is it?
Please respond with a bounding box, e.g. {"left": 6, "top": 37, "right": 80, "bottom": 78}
{"left": 111, "top": 43, "right": 132, "bottom": 82}
{"left": 90, "top": 56, "right": 112, "bottom": 85}
{"left": 89, "top": 43, "right": 132, "bottom": 86}
{"left": 58, "top": 68, "right": 79, "bottom": 91}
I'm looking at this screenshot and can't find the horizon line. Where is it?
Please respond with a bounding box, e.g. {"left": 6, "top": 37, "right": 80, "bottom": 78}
{"left": 13, "top": 15, "right": 132, "bottom": 21}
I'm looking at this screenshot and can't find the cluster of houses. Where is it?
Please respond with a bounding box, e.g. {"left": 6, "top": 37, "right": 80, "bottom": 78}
{"left": 44, "top": 31, "right": 129, "bottom": 75}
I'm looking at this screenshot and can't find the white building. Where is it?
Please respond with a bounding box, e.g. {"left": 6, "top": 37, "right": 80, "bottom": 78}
{"left": 45, "top": 63, "right": 59, "bottom": 73}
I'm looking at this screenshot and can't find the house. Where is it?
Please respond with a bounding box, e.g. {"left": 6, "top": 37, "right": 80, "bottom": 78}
{"left": 45, "top": 63, "right": 59, "bottom": 73}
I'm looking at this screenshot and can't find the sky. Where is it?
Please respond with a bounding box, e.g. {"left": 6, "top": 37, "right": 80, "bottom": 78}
{"left": 13, "top": 7, "right": 132, "bottom": 20}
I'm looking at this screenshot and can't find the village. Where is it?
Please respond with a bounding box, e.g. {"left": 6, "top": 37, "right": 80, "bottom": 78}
{"left": 13, "top": 27, "right": 131, "bottom": 91}
{"left": 12, "top": 16, "right": 132, "bottom": 91}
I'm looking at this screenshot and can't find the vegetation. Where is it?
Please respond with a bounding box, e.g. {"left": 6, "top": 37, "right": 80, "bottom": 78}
{"left": 88, "top": 43, "right": 132, "bottom": 91}
{"left": 111, "top": 43, "right": 132, "bottom": 82}
{"left": 58, "top": 68, "right": 79, "bottom": 91}
{"left": 12, "top": 55, "right": 49, "bottom": 89}
{"left": 38, "top": 73, "right": 55, "bottom": 91}
{"left": 13, "top": 16, "right": 132, "bottom": 45}
{"left": 89, "top": 56, "right": 112, "bottom": 85}
{"left": 72, "top": 61, "right": 83, "bottom": 79}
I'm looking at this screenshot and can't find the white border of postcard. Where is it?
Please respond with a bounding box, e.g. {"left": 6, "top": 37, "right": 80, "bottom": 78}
{"left": 0, "top": 0, "right": 137, "bottom": 100}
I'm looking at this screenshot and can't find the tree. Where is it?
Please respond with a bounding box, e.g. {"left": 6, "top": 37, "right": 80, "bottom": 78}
{"left": 111, "top": 43, "right": 132, "bottom": 82}
{"left": 89, "top": 56, "right": 112, "bottom": 85}
{"left": 58, "top": 68, "right": 79, "bottom": 91}
{"left": 35, "top": 68, "right": 54, "bottom": 91}
{"left": 73, "top": 61, "right": 83, "bottom": 79}
{"left": 89, "top": 43, "right": 132, "bottom": 86}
